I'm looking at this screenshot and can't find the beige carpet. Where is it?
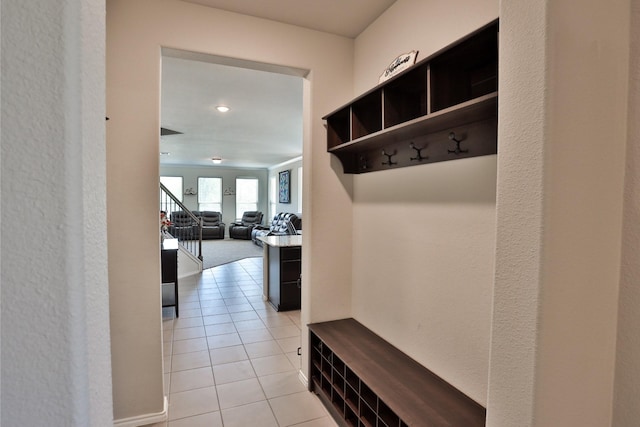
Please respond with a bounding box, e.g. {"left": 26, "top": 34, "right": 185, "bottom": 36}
{"left": 200, "top": 238, "right": 263, "bottom": 269}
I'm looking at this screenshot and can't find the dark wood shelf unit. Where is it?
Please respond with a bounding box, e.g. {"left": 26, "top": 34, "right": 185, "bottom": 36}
{"left": 323, "top": 19, "right": 498, "bottom": 174}
{"left": 309, "top": 318, "right": 485, "bottom": 427}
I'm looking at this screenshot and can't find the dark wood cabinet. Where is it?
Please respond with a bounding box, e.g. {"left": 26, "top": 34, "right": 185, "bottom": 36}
{"left": 268, "top": 245, "right": 301, "bottom": 311}
{"left": 309, "top": 319, "right": 486, "bottom": 427}
{"left": 324, "top": 20, "right": 499, "bottom": 174}
{"left": 161, "top": 238, "right": 179, "bottom": 317}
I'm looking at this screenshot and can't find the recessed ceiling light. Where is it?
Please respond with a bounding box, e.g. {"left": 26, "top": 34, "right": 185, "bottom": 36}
{"left": 216, "top": 105, "right": 230, "bottom": 113}
{"left": 211, "top": 157, "right": 222, "bottom": 164}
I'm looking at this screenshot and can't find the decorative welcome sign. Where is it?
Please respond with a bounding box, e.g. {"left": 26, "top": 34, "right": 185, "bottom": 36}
{"left": 379, "top": 50, "right": 419, "bottom": 83}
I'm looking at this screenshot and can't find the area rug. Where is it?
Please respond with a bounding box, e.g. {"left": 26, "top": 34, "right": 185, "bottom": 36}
{"left": 200, "top": 238, "right": 263, "bottom": 269}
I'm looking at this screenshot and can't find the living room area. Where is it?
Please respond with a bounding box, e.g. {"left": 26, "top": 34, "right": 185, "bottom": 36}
{"left": 159, "top": 51, "right": 304, "bottom": 272}
{"left": 160, "top": 160, "right": 303, "bottom": 270}
{"left": 158, "top": 66, "right": 312, "bottom": 426}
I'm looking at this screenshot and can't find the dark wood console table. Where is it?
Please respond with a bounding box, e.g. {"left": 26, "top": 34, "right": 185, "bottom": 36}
{"left": 161, "top": 238, "right": 179, "bottom": 317}
{"left": 309, "top": 318, "right": 486, "bottom": 426}
{"left": 257, "top": 234, "right": 302, "bottom": 311}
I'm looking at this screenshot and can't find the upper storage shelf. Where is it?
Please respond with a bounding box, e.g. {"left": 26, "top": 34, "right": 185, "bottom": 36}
{"left": 324, "top": 20, "right": 499, "bottom": 174}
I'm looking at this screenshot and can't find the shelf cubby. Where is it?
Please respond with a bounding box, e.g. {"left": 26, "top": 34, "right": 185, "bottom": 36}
{"left": 352, "top": 90, "right": 383, "bottom": 139}
{"left": 326, "top": 106, "right": 351, "bottom": 149}
{"left": 323, "top": 19, "right": 498, "bottom": 174}
{"left": 383, "top": 64, "right": 428, "bottom": 128}
{"left": 430, "top": 22, "right": 498, "bottom": 112}
{"left": 309, "top": 318, "right": 486, "bottom": 427}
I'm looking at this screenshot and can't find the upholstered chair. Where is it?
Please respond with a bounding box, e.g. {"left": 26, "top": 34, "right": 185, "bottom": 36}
{"left": 195, "top": 211, "right": 225, "bottom": 240}
{"left": 229, "top": 211, "right": 264, "bottom": 240}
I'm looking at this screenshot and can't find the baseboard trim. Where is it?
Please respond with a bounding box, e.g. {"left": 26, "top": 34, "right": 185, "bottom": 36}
{"left": 113, "top": 396, "right": 168, "bottom": 427}
{"left": 298, "top": 369, "right": 309, "bottom": 388}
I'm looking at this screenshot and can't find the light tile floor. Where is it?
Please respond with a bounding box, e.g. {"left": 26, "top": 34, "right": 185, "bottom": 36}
{"left": 149, "top": 257, "right": 337, "bottom": 427}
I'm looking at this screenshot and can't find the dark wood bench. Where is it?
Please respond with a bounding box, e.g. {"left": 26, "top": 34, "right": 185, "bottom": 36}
{"left": 309, "top": 318, "right": 486, "bottom": 427}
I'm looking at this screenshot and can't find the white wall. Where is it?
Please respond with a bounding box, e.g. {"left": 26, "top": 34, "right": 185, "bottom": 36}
{"left": 107, "top": 0, "right": 354, "bottom": 420}
{"left": 350, "top": 0, "right": 498, "bottom": 405}
{"left": 1, "top": 0, "right": 113, "bottom": 425}
{"left": 489, "top": 0, "right": 630, "bottom": 426}
{"left": 160, "top": 165, "right": 269, "bottom": 226}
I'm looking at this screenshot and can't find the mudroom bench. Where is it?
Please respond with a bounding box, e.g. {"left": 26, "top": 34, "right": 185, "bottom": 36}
{"left": 308, "top": 318, "right": 486, "bottom": 427}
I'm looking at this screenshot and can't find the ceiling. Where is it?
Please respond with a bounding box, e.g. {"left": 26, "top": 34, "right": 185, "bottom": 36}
{"left": 180, "top": 0, "right": 397, "bottom": 38}
{"left": 161, "top": 52, "right": 305, "bottom": 169}
{"left": 160, "top": 0, "right": 397, "bottom": 170}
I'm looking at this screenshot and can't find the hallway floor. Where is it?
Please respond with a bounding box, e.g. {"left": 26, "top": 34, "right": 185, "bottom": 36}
{"left": 152, "top": 257, "right": 337, "bottom": 427}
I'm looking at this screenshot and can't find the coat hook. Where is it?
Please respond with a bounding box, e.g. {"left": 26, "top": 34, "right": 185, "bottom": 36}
{"left": 359, "top": 156, "right": 369, "bottom": 170}
{"left": 381, "top": 149, "right": 397, "bottom": 166}
{"left": 448, "top": 132, "right": 468, "bottom": 155}
{"left": 409, "top": 142, "right": 428, "bottom": 161}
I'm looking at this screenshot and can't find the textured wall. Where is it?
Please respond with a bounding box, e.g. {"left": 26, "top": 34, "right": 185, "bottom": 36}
{"left": 486, "top": 2, "right": 547, "bottom": 423}
{"left": 489, "top": 0, "right": 630, "bottom": 425}
{"left": 107, "top": 0, "right": 354, "bottom": 419}
{"left": 1, "top": 0, "right": 112, "bottom": 425}
{"left": 351, "top": 0, "right": 498, "bottom": 405}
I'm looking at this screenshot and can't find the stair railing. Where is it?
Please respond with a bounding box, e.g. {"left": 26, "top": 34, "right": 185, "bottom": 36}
{"left": 160, "top": 183, "right": 203, "bottom": 261}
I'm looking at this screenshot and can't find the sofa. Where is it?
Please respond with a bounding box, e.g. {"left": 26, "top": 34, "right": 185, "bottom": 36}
{"left": 251, "top": 212, "right": 301, "bottom": 247}
{"left": 168, "top": 210, "right": 225, "bottom": 240}
{"left": 229, "top": 211, "right": 263, "bottom": 240}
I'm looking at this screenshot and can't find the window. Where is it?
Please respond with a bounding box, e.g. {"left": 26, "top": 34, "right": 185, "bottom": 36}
{"left": 160, "top": 176, "right": 183, "bottom": 201}
{"left": 269, "top": 175, "right": 276, "bottom": 220}
{"left": 198, "top": 177, "right": 222, "bottom": 212}
{"left": 236, "top": 177, "right": 259, "bottom": 218}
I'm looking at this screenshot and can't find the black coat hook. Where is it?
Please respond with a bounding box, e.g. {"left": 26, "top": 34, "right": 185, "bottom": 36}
{"left": 381, "top": 149, "right": 397, "bottom": 166}
{"left": 409, "top": 142, "right": 428, "bottom": 161}
{"left": 359, "top": 156, "right": 369, "bottom": 170}
{"left": 448, "top": 132, "right": 468, "bottom": 155}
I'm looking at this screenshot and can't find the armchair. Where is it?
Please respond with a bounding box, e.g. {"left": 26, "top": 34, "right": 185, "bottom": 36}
{"left": 194, "top": 211, "right": 225, "bottom": 240}
{"left": 229, "top": 211, "right": 263, "bottom": 240}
